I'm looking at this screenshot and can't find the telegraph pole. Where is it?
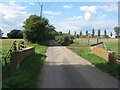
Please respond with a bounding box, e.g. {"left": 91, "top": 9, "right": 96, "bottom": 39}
{"left": 40, "top": 4, "right": 43, "bottom": 17}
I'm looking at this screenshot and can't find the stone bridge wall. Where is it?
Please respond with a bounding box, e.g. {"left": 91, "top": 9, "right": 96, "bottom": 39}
{"left": 10, "top": 47, "right": 35, "bottom": 71}
{"left": 91, "top": 46, "right": 116, "bottom": 63}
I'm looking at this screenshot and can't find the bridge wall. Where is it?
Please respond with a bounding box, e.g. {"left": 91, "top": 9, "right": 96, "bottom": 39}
{"left": 10, "top": 47, "right": 35, "bottom": 71}
{"left": 91, "top": 46, "right": 116, "bottom": 63}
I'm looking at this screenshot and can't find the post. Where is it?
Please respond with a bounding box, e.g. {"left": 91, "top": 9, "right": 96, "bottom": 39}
{"left": 40, "top": 4, "right": 43, "bottom": 17}
{"left": 4, "top": 57, "right": 7, "bottom": 65}
{"left": 13, "top": 41, "right": 17, "bottom": 51}
{"left": 107, "top": 51, "right": 116, "bottom": 63}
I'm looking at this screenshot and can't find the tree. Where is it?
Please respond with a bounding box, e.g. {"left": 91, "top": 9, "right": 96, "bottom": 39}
{"left": 104, "top": 30, "right": 107, "bottom": 38}
{"left": 80, "top": 31, "right": 82, "bottom": 36}
{"left": 0, "top": 29, "right": 3, "bottom": 38}
{"left": 7, "top": 29, "right": 23, "bottom": 39}
{"left": 68, "top": 30, "right": 71, "bottom": 35}
{"left": 23, "top": 15, "right": 52, "bottom": 43}
{"left": 76, "top": 34, "right": 79, "bottom": 38}
{"left": 98, "top": 29, "right": 101, "bottom": 37}
{"left": 45, "top": 24, "right": 56, "bottom": 40}
{"left": 86, "top": 30, "right": 88, "bottom": 36}
{"left": 92, "top": 28, "right": 95, "bottom": 37}
{"left": 74, "top": 31, "right": 76, "bottom": 37}
{"left": 110, "top": 32, "right": 113, "bottom": 37}
{"left": 114, "top": 26, "right": 120, "bottom": 38}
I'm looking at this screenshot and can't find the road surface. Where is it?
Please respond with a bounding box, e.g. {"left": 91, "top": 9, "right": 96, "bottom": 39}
{"left": 37, "top": 40, "right": 119, "bottom": 88}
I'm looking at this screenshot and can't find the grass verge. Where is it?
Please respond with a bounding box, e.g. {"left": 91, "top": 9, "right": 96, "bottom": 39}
{"left": 2, "top": 43, "right": 47, "bottom": 88}
{"left": 71, "top": 48, "right": 120, "bottom": 80}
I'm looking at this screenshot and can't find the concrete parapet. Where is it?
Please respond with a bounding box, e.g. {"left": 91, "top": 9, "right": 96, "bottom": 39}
{"left": 91, "top": 46, "right": 116, "bottom": 63}
{"left": 10, "top": 47, "right": 35, "bottom": 71}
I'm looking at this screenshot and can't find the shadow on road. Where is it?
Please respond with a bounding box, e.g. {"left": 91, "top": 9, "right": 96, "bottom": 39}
{"left": 48, "top": 40, "right": 61, "bottom": 46}
{"left": 38, "top": 61, "right": 119, "bottom": 88}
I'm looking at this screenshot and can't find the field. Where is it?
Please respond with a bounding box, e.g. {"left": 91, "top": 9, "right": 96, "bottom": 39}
{"left": 1, "top": 39, "right": 48, "bottom": 88}
{"left": 70, "top": 38, "right": 119, "bottom": 54}
{"left": 1, "top": 39, "right": 24, "bottom": 59}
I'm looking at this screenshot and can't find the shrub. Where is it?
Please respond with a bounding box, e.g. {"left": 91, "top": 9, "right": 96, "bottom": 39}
{"left": 55, "top": 34, "right": 74, "bottom": 46}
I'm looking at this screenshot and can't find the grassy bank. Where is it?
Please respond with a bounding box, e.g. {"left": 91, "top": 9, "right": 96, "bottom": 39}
{"left": 71, "top": 48, "right": 120, "bottom": 80}
{"left": 2, "top": 39, "right": 48, "bottom": 88}
{"left": 71, "top": 38, "right": 118, "bottom": 54}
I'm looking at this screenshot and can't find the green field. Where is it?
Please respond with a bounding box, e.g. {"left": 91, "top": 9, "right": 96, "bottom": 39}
{"left": 70, "top": 38, "right": 119, "bottom": 54}
{"left": 1, "top": 39, "right": 48, "bottom": 88}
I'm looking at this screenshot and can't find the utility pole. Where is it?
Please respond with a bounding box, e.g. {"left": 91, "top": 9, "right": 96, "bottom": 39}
{"left": 40, "top": 4, "right": 43, "bottom": 17}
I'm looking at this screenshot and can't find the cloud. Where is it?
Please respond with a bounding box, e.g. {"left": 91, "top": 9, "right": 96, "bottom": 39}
{"left": 84, "top": 12, "right": 91, "bottom": 20}
{"left": 43, "top": 11, "right": 61, "bottom": 15}
{"left": 54, "top": 19, "right": 117, "bottom": 35}
{"left": 80, "top": 3, "right": 118, "bottom": 14}
{"left": 98, "top": 3, "right": 118, "bottom": 12}
{"left": 80, "top": 3, "right": 117, "bottom": 20}
{"left": 0, "top": 1, "right": 30, "bottom": 37}
{"left": 28, "top": 2, "right": 35, "bottom": 5}
{"left": 9, "top": 1, "right": 27, "bottom": 10}
{"left": 63, "top": 5, "right": 73, "bottom": 8}
{"left": 68, "top": 16, "right": 83, "bottom": 20}
{"left": 97, "top": 14, "right": 106, "bottom": 19}
{"left": 80, "top": 6, "right": 97, "bottom": 20}
{"left": 80, "top": 6, "right": 97, "bottom": 14}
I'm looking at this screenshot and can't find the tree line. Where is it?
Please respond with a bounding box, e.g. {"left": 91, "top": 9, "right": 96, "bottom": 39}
{"left": 3, "top": 14, "right": 120, "bottom": 40}
{"left": 69, "top": 27, "right": 120, "bottom": 38}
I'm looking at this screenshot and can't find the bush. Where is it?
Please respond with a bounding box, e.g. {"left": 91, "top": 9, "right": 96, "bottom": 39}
{"left": 55, "top": 34, "right": 74, "bottom": 46}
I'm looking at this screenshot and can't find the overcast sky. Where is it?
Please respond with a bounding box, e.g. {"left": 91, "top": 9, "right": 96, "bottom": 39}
{"left": 0, "top": 1, "right": 119, "bottom": 36}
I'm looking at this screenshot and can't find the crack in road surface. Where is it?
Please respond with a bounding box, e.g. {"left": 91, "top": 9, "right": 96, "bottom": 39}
{"left": 37, "top": 40, "right": 119, "bottom": 88}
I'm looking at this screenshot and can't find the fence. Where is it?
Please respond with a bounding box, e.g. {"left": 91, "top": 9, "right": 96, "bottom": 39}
{"left": 4, "top": 41, "right": 26, "bottom": 65}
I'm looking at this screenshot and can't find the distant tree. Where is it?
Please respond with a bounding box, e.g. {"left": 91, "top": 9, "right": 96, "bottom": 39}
{"left": 0, "top": 29, "right": 3, "bottom": 38}
{"left": 98, "top": 29, "right": 101, "bottom": 37}
{"left": 92, "top": 28, "right": 95, "bottom": 37}
{"left": 110, "top": 32, "right": 113, "bottom": 37}
{"left": 74, "top": 31, "right": 76, "bottom": 37}
{"left": 114, "top": 26, "right": 120, "bottom": 38}
{"left": 57, "top": 31, "right": 63, "bottom": 36}
{"left": 76, "top": 34, "right": 79, "bottom": 38}
{"left": 104, "top": 30, "right": 107, "bottom": 38}
{"left": 68, "top": 30, "right": 71, "bottom": 35}
{"left": 7, "top": 29, "right": 23, "bottom": 39}
{"left": 86, "top": 30, "right": 88, "bottom": 36}
{"left": 80, "top": 31, "right": 82, "bottom": 36}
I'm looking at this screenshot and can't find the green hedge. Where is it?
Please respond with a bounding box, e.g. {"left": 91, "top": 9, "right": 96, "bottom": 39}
{"left": 55, "top": 34, "right": 74, "bottom": 46}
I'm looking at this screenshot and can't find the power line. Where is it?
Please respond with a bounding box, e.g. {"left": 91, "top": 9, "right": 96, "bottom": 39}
{"left": 37, "top": 0, "right": 43, "bottom": 17}
{"left": 44, "top": 1, "right": 53, "bottom": 11}
{"left": 36, "top": 0, "right": 53, "bottom": 17}
{"left": 37, "top": 0, "right": 41, "bottom": 7}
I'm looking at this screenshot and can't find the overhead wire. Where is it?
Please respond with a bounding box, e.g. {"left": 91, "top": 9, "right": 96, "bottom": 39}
{"left": 44, "top": 1, "right": 53, "bottom": 11}
{"left": 36, "top": 0, "right": 53, "bottom": 17}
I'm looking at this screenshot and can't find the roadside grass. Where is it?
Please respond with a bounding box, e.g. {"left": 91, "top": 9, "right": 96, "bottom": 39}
{"left": 2, "top": 41, "right": 48, "bottom": 88}
{"left": 72, "top": 38, "right": 118, "bottom": 54}
{"left": 69, "top": 38, "right": 89, "bottom": 47}
{"left": 71, "top": 48, "right": 120, "bottom": 80}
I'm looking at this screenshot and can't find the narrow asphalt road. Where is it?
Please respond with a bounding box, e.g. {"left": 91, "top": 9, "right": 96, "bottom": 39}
{"left": 37, "top": 40, "right": 119, "bottom": 88}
